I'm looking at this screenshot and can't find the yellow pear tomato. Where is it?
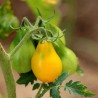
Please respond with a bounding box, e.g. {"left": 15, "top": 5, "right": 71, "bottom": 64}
{"left": 31, "top": 41, "right": 62, "bottom": 82}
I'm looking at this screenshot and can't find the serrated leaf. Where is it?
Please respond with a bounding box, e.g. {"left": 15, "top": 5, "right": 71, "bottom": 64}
{"left": 48, "top": 82, "right": 56, "bottom": 87}
{"left": 76, "top": 65, "right": 84, "bottom": 76}
{"left": 54, "top": 72, "right": 69, "bottom": 85}
{"left": 17, "top": 71, "right": 37, "bottom": 86}
{"left": 40, "top": 89, "right": 48, "bottom": 97}
{"left": 64, "top": 80, "right": 95, "bottom": 97}
{"left": 40, "top": 83, "right": 51, "bottom": 97}
{"left": 32, "top": 83, "right": 40, "bottom": 90}
{"left": 50, "top": 87, "right": 60, "bottom": 98}
{"left": 43, "top": 83, "right": 49, "bottom": 89}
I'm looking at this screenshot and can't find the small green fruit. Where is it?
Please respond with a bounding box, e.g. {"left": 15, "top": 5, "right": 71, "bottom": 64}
{"left": 53, "top": 39, "right": 78, "bottom": 75}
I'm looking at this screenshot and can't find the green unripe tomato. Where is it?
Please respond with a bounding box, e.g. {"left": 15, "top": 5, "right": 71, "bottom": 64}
{"left": 53, "top": 39, "right": 78, "bottom": 75}
{"left": 0, "top": 1, "right": 19, "bottom": 38}
{"left": 10, "top": 40, "right": 35, "bottom": 73}
{"left": 62, "top": 48, "right": 78, "bottom": 75}
{"left": 0, "top": 15, "right": 19, "bottom": 38}
{"left": 9, "top": 27, "right": 35, "bottom": 73}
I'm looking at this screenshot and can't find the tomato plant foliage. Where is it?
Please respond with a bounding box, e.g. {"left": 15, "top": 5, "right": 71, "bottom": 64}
{"left": 17, "top": 72, "right": 95, "bottom": 97}
{"left": 0, "top": 1, "right": 95, "bottom": 98}
{"left": 15, "top": 16, "right": 95, "bottom": 98}
{"left": 17, "top": 71, "right": 37, "bottom": 86}
{"left": 64, "top": 80, "right": 95, "bottom": 97}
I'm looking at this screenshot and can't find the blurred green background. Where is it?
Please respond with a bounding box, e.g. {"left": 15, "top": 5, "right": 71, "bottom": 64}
{"left": 0, "top": 0, "right": 98, "bottom": 98}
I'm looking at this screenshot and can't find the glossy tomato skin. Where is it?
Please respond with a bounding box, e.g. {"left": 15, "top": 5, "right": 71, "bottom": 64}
{"left": 31, "top": 41, "right": 62, "bottom": 82}
{"left": 53, "top": 39, "right": 78, "bottom": 75}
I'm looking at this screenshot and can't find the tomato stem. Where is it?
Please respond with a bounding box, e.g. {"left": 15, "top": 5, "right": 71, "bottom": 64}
{"left": 35, "top": 16, "right": 42, "bottom": 27}
{"left": 0, "top": 43, "right": 16, "bottom": 98}
{"left": 21, "top": 17, "right": 32, "bottom": 27}
{"left": 35, "top": 83, "right": 43, "bottom": 98}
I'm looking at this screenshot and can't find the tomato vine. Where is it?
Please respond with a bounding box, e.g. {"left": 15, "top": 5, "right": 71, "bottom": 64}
{"left": 0, "top": 1, "right": 95, "bottom": 98}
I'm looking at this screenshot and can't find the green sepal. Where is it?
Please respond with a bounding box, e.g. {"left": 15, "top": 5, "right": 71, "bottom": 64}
{"left": 46, "top": 24, "right": 66, "bottom": 45}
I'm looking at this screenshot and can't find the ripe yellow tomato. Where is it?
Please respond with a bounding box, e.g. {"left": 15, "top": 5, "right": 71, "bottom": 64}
{"left": 31, "top": 41, "right": 62, "bottom": 82}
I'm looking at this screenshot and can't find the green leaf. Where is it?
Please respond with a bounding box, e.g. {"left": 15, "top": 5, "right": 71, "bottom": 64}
{"left": 76, "top": 65, "right": 84, "bottom": 76}
{"left": 17, "top": 71, "right": 37, "bottom": 86}
{"left": 50, "top": 87, "right": 61, "bottom": 98}
{"left": 32, "top": 83, "right": 40, "bottom": 90}
{"left": 54, "top": 72, "right": 69, "bottom": 85}
{"left": 64, "top": 80, "right": 95, "bottom": 97}
{"left": 43, "top": 83, "right": 49, "bottom": 89}
{"left": 46, "top": 72, "right": 68, "bottom": 98}
{"left": 39, "top": 83, "right": 50, "bottom": 97}
{"left": 48, "top": 82, "right": 56, "bottom": 87}
{"left": 40, "top": 89, "right": 48, "bottom": 97}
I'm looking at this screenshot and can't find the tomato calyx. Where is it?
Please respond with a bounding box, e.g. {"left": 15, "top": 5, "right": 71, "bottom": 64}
{"left": 10, "top": 16, "right": 63, "bottom": 43}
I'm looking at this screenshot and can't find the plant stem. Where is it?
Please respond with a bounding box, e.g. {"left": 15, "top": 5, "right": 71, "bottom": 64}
{"left": 9, "top": 26, "right": 44, "bottom": 58}
{"left": 0, "top": 43, "right": 16, "bottom": 98}
{"left": 35, "top": 83, "right": 43, "bottom": 98}
{"left": 0, "top": 17, "right": 44, "bottom": 98}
